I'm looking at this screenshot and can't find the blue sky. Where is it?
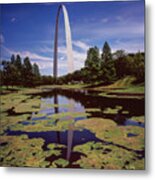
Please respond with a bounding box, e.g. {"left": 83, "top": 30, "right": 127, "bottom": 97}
{"left": 0, "top": 1, "right": 145, "bottom": 76}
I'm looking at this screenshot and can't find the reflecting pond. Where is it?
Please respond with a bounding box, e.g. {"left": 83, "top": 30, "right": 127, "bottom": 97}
{"left": 2, "top": 88, "right": 145, "bottom": 169}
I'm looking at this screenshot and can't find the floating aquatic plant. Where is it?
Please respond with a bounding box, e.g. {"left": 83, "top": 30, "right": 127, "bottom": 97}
{"left": 75, "top": 118, "right": 144, "bottom": 151}
{"left": 73, "top": 141, "right": 144, "bottom": 170}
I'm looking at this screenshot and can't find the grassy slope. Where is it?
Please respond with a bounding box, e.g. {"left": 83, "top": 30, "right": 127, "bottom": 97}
{"left": 94, "top": 76, "right": 144, "bottom": 94}
{"left": 55, "top": 76, "right": 144, "bottom": 95}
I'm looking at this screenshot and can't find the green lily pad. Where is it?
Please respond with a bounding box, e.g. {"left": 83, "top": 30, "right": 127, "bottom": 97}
{"left": 85, "top": 108, "right": 101, "bottom": 112}
{"left": 75, "top": 118, "right": 144, "bottom": 151}
{"left": 131, "top": 116, "right": 145, "bottom": 123}
{"left": 0, "top": 135, "right": 65, "bottom": 167}
{"left": 73, "top": 141, "right": 144, "bottom": 170}
{"left": 51, "top": 158, "right": 69, "bottom": 168}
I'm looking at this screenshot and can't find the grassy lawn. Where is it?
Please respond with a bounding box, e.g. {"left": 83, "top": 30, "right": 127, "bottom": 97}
{"left": 39, "top": 84, "right": 89, "bottom": 90}
{"left": 0, "top": 86, "right": 27, "bottom": 91}
{"left": 111, "top": 85, "right": 144, "bottom": 94}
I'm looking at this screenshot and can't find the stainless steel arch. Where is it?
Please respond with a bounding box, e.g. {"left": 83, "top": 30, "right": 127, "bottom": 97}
{"left": 53, "top": 4, "right": 74, "bottom": 78}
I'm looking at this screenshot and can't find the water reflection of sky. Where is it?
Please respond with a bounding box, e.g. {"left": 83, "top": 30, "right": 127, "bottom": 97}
{"left": 30, "top": 93, "right": 145, "bottom": 127}
{"left": 125, "top": 119, "right": 144, "bottom": 128}
{"left": 38, "top": 95, "right": 85, "bottom": 117}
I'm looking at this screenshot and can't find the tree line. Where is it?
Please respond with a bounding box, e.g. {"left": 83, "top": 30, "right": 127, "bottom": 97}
{"left": 58, "top": 41, "right": 145, "bottom": 85}
{"left": 0, "top": 54, "right": 58, "bottom": 87}
{"left": 0, "top": 41, "right": 145, "bottom": 87}
{"left": 0, "top": 55, "right": 41, "bottom": 87}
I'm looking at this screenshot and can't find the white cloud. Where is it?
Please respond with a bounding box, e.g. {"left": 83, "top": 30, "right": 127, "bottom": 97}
{"left": 58, "top": 45, "right": 86, "bottom": 71}
{"left": 21, "top": 51, "right": 52, "bottom": 62}
{"left": 58, "top": 46, "right": 67, "bottom": 54}
{"left": 64, "top": 41, "right": 88, "bottom": 70}
{"left": 111, "top": 39, "right": 144, "bottom": 53}
{"left": 73, "top": 50, "right": 86, "bottom": 63}
{"left": 39, "top": 42, "right": 87, "bottom": 72}
{"left": 11, "top": 17, "right": 16, "bottom": 23}
{"left": 39, "top": 46, "right": 53, "bottom": 53}
{"left": 60, "top": 56, "right": 65, "bottom": 61}
{"left": 35, "top": 61, "right": 53, "bottom": 70}
{"left": 3, "top": 46, "right": 52, "bottom": 61}
{"left": 73, "top": 40, "right": 90, "bottom": 51}
{"left": 115, "top": 16, "right": 123, "bottom": 22}
{"left": 101, "top": 18, "right": 109, "bottom": 23}
{"left": 40, "top": 39, "right": 89, "bottom": 52}
{"left": 1, "top": 39, "right": 88, "bottom": 75}
{"left": 2, "top": 46, "right": 53, "bottom": 70}
{"left": 38, "top": 40, "right": 89, "bottom": 70}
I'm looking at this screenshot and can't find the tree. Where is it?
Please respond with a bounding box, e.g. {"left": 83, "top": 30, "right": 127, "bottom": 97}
{"left": 132, "top": 52, "right": 144, "bottom": 83}
{"left": 23, "top": 57, "right": 33, "bottom": 86}
{"left": 11, "top": 54, "right": 16, "bottom": 64}
{"left": 32, "top": 63, "right": 40, "bottom": 77}
{"left": 84, "top": 46, "right": 101, "bottom": 82}
{"left": 0, "top": 70, "right": 3, "bottom": 86}
{"left": 101, "top": 41, "right": 112, "bottom": 63}
{"left": 32, "top": 63, "right": 41, "bottom": 85}
{"left": 114, "top": 51, "right": 145, "bottom": 83}
{"left": 14, "top": 54, "right": 22, "bottom": 70}
{"left": 113, "top": 50, "right": 126, "bottom": 60}
{"left": 114, "top": 55, "right": 129, "bottom": 78}
{"left": 41, "top": 76, "right": 54, "bottom": 85}
{"left": 1, "top": 55, "right": 43, "bottom": 87}
{"left": 1, "top": 60, "right": 18, "bottom": 87}
{"left": 85, "top": 46, "right": 101, "bottom": 69}
{"left": 24, "top": 57, "right": 32, "bottom": 71}
{"left": 100, "top": 60, "right": 116, "bottom": 84}
{"left": 1, "top": 60, "right": 9, "bottom": 87}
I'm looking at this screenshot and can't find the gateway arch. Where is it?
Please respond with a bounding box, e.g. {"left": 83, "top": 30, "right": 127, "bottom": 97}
{"left": 53, "top": 4, "right": 74, "bottom": 78}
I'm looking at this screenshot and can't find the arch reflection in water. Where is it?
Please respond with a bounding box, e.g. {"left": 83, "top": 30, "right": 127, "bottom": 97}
{"left": 66, "top": 99, "right": 75, "bottom": 160}
{"left": 53, "top": 94, "right": 75, "bottom": 160}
